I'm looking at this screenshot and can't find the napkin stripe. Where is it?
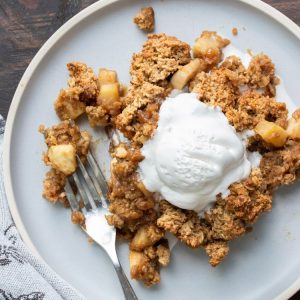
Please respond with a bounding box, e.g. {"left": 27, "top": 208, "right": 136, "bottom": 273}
{"left": 0, "top": 116, "right": 5, "bottom": 135}
{"left": 0, "top": 115, "right": 85, "bottom": 299}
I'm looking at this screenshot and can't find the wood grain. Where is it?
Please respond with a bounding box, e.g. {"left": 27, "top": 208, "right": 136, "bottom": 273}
{"left": 0, "top": 0, "right": 300, "bottom": 298}
{"left": 0, "top": 0, "right": 98, "bottom": 117}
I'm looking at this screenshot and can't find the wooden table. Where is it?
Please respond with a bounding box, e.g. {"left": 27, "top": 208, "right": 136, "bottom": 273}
{"left": 0, "top": 0, "right": 300, "bottom": 298}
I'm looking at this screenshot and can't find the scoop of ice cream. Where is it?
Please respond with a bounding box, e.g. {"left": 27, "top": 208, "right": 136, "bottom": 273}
{"left": 138, "top": 93, "right": 252, "bottom": 212}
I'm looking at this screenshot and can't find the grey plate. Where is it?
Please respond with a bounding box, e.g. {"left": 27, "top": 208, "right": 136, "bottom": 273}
{"left": 3, "top": 0, "right": 300, "bottom": 299}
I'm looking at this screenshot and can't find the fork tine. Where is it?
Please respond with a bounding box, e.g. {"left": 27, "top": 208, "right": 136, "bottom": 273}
{"left": 84, "top": 152, "right": 109, "bottom": 208}
{"left": 87, "top": 151, "right": 109, "bottom": 199}
{"left": 85, "top": 162, "right": 108, "bottom": 207}
{"left": 65, "top": 179, "right": 80, "bottom": 211}
{"left": 106, "top": 127, "right": 121, "bottom": 147}
{"left": 76, "top": 155, "right": 103, "bottom": 208}
{"left": 72, "top": 171, "right": 94, "bottom": 211}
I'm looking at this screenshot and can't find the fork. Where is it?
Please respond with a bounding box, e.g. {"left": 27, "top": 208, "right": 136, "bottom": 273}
{"left": 64, "top": 151, "right": 138, "bottom": 300}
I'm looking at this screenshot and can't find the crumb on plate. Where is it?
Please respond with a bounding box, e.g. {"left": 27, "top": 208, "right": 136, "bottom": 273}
{"left": 133, "top": 7, "right": 155, "bottom": 32}
{"left": 232, "top": 27, "right": 238, "bottom": 36}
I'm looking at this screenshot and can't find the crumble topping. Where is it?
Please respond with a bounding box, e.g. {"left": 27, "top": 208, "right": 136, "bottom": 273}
{"left": 108, "top": 143, "right": 156, "bottom": 227}
{"left": 226, "top": 90, "right": 288, "bottom": 131}
{"left": 232, "top": 27, "right": 238, "bottom": 36}
{"left": 67, "top": 62, "right": 98, "bottom": 105}
{"left": 129, "top": 238, "right": 170, "bottom": 286}
{"left": 54, "top": 87, "right": 85, "bottom": 120}
{"left": 129, "top": 250, "right": 160, "bottom": 286}
{"left": 190, "top": 67, "right": 240, "bottom": 112}
{"left": 42, "top": 168, "right": 67, "bottom": 205}
{"left": 157, "top": 200, "right": 207, "bottom": 248}
{"left": 71, "top": 210, "right": 86, "bottom": 225}
{"left": 115, "top": 83, "right": 165, "bottom": 144}
{"left": 133, "top": 7, "right": 155, "bottom": 32}
{"left": 156, "top": 243, "right": 170, "bottom": 266}
{"left": 86, "top": 105, "right": 109, "bottom": 127}
{"left": 40, "top": 121, "right": 90, "bottom": 201}
{"left": 115, "top": 33, "right": 191, "bottom": 144}
{"left": 130, "top": 34, "right": 190, "bottom": 86}
{"left": 247, "top": 54, "right": 279, "bottom": 95}
{"left": 205, "top": 241, "right": 229, "bottom": 267}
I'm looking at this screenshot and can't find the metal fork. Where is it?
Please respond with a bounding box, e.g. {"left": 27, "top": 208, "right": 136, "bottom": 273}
{"left": 64, "top": 152, "right": 138, "bottom": 300}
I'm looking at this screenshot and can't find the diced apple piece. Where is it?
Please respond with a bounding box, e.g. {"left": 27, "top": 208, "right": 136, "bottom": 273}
{"left": 114, "top": 145, "right": 128, "bottom": 159}
{"left": 255, "top": 120, "right": 287, "bottom": 147}
{"left": 130, "top": 227, "right": 149, "bottom": 251}
{"left": 97, "top": 83, "right": 121, "bottom": 116}
{"left": 48, "top": 144, "right": 77, "bottom": 175}
{"left": 119, "top": 83, "right": 128, "bottom": 97}
{"left": 129, "top": 250, "right": 148, "bottom": 278}
{"left": 99, "top": 83, "right": 119, "bottom": 102}
{"left": 287, "top": 117, "right": 300, "bottom": 140}
{"left": 193, "top": 36, "right": 220, "bottom": 60}
{"left": 98, "top": 68, "right": 118, "bottom": 85}
{"left": 135, "top": 181, "right": 152, "bottom": 199}
{"left": 130, "top": 224, "right": 164, "bottom": 251}
{"left": 193, "top": 31, "right": 230, "bottom": 65}
{"left": 171, "top": 59, "right": 204, "bottom": 90}
{"left": 292, "top": 109, "right": 300, "bottom": 120}
{"left": 97, "top": 68, "right": 122, "bottom": 116}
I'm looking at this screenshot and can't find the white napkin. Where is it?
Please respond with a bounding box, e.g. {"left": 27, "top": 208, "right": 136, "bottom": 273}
{"left": 0, "top": 116, "right": 85, "bottom": 300}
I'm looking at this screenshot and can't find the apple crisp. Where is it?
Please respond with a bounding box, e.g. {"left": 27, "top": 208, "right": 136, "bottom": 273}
{"left": 40, "top": 30, "right": 300, "bottom": 287}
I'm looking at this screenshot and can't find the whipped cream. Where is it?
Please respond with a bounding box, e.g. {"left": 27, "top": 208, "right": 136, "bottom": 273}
{"left": 138, "top": 93, "right": 252, "bottom": 212}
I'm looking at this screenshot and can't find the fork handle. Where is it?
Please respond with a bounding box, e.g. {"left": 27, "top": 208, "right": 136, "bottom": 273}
{"left": 113, "top": 262, "right": 138, "bottom": 300}
{"left": 107, "top": 247, "right": 138, "bottom": 300}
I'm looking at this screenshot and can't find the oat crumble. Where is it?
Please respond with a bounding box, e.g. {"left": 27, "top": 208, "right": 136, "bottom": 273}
{"left": 133, "top": 7, "right": 155, "bottom": 32}
{"left": 232, "top": 27, "right": 238, "bottom": 36}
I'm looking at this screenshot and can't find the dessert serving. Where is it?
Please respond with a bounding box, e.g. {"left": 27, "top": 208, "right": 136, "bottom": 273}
{"left": 39, "top": 23, "right": 300, "bottom": 287}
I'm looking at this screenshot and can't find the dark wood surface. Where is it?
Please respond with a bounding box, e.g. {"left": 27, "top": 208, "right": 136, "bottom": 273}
{"left": 1, "top": 0, "right": 300, "bottom": 299}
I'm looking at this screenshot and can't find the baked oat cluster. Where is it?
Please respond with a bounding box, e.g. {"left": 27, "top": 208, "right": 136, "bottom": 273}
{"left": 39, "top": 121, "right": 90, "bottom": 205}
{"left": 40, "top": 28, "right": 300, "bottom": 286}
{"left": 133, "top": 7, "right": 155, "bottom": 32}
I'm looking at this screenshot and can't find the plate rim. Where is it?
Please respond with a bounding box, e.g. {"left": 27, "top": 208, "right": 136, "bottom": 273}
{"left": 3, "top": 0, "right": 300, "bottom": 299}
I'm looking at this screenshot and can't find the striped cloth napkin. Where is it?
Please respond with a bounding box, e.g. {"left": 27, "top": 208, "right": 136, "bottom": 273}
{"left": 0, "top": 116, "right": 85, "bottom": 300}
